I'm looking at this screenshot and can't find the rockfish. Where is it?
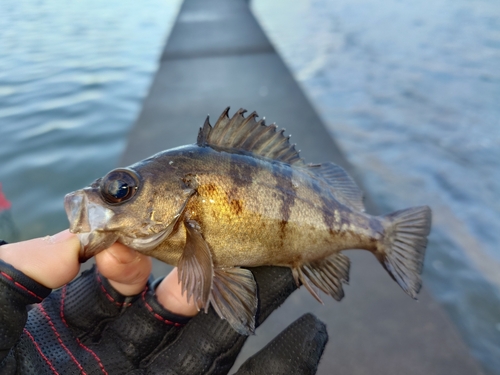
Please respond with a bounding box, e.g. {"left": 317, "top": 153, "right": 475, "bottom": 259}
{"left": 65, "top": 108, "right": 432, "bottom": 335}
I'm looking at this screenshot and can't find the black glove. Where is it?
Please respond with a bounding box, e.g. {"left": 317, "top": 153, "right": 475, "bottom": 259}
{"left": 0, "top": 243, "right": 328, "bottom": 374}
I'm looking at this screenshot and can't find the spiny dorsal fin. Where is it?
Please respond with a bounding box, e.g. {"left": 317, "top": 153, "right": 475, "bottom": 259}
{"left": 197, "top": 107, "right": 304, "bottom": 166}
{"left": 308, "top": 162, "right": 365, "bottom": 212}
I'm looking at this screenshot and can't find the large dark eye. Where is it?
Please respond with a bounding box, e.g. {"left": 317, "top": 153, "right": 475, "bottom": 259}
{"left": 100, "top": 169, "right": 139, "bottom": 205}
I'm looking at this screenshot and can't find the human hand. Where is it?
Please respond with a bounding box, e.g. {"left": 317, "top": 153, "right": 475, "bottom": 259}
{"left": 0, "top": 232, "right": 328, "bottom": 374}
{"left": 0, "top": 230, "right": 197, "bottom": 316}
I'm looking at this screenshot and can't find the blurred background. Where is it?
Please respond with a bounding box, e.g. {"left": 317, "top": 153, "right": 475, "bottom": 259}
{"left": 0, "top": 0, "right": 499, "bottom": 373}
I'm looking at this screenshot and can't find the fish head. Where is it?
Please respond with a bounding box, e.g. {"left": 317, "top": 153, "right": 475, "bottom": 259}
{"left": 65, "top": 156, "right": 192, "bottom": 261}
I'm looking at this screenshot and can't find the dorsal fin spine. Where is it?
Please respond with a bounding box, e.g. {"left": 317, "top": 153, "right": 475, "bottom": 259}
{"left": 220, "top": 109, "right": 245, "bottom": 143}
{"left": 198, "top": 107, "right": 304, "bottom": 166}
{"left": 260, "top": 128, "right": 284, "bottom": 154}
{"left": 275, "top": 140, "right": 294, "bottom": 159}
{"left": 280, "top": 149, "right": 293, "bottom": 163}
{"left": 241, "top": 120, "right": 268, "bottom": 150}
{"left": 215, "top": 107, "right": 230, "bottom": 129}
{"left": 275, "top": 132, "right": 290, "bottom": 150}
{"left": 209, "top": 107, "right": 231, "bottom": 142}
{"left": 197, "top": 116, "right": 212, "bottom": 146}
{"left": 250, "top": 124, "right": 276, "bottom": 153}
{"left": 231, "top": 111, "right": 258, "bottom": 147}
{"left": 267, "top": 134, "right": 289, "bottom": 156}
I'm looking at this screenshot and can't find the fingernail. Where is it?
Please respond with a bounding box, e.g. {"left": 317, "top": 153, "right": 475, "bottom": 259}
{"left": 49, "top": 230, "right": 75, "bottom": 243}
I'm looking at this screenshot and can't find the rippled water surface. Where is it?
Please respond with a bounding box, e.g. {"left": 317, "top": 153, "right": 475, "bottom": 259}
{"left": 252, "top": 0, "right": 500, "bottom": 373}
{"left": 0, "top": 0, "right": 499, "bottom": 373}
{"left": 0, "top": 0, "right": 182, "bottom": 239}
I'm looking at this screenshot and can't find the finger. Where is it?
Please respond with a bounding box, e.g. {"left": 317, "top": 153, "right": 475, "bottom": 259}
{"left": 155, "top": 268, "right": 198, "bottom": 317}
{"left": 145, "top": 266, "right": 297, "bottom": 375}
{"left": 235, "top": 314, "right": 328, "bottom": 375}
{"left": 0, "top": 230, "right": 80, "bottom": 289}
{"left": 96, "top": 243, "right": 152, "bottom": 296}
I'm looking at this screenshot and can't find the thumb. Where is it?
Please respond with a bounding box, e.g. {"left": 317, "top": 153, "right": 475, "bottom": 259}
{"left": 0, "top": 230, "right": 81, "bottom": 289}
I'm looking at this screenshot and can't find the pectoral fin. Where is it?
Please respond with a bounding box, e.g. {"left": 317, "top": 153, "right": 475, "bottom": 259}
{"left": 177, "top": 220, "right": 214, "bottom": 311}
{"left": 210, "top": 267, "right": 258, "bottom": 335}
{"left": 293, "top": 253, "right": 350, "bottom": 303}
{"left": 176, "top": 221, "right": 258, "bottom": 335}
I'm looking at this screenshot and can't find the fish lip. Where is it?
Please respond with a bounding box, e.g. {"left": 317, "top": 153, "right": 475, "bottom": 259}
{"left": 65, "top": 190, "right": 116, "bottom": 233}
{"left": 65, "top": 190, "right": 118, "bottom": 261}
{"left": 65, "top": 191, "right": 91, "bottom": 233}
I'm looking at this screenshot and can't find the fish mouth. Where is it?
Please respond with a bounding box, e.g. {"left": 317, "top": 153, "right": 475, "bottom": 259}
{"left": 64, "top": 190, "right": 117, "bottom": 262}
{"left": 64, "top": 191, "right": 91, "bottom": 233}
{"left": 64, "top": 190, "right": 177, "bottom": 261}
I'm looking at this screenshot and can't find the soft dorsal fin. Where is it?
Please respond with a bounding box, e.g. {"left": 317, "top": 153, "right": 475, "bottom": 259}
{"left": 308, "top": 162, "right": 365, "bottom": 212}
{"left": 197, "top": 107, "right": 304, "bottom": 166}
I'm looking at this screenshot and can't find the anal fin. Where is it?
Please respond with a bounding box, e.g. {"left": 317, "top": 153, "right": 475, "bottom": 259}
{"left": 293, "top": 253, "right": 351, "bottom": 303}
{"left": 177, "top": 220, "right": 214, "bottom": 311}
{"left": 210, "top": 267, "right": 258, "bottom": 335}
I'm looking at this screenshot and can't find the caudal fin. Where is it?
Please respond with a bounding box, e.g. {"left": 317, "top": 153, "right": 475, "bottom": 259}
{"left": 380, "top": 206, "right": 432, "bottom": 299}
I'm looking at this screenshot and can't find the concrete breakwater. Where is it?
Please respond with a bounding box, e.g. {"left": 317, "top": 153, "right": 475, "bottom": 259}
{"left": 120, "top": 0, "right": 484, "bottom": 373}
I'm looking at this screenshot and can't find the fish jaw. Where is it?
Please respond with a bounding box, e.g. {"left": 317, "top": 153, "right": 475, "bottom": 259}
{"left": 64, "top": 190, "right": 118, "bottom": 261}
{"left": 64, "top": 190, "right": 92, "bottom": 233}
{"left": 77, "top": 231, "right": 119, "bottom": 262}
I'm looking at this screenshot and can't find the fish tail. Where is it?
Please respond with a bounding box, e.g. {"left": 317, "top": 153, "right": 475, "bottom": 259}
{"left": 378, "top": 206, "right": 432, "bottom": 299}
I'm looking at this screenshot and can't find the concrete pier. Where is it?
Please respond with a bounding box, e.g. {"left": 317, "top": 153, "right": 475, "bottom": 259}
{"left": 120, "top": 0, "right": 484, "bottom": 373}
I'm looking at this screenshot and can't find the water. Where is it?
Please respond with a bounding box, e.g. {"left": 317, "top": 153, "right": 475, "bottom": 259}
{"left": 0, "top": 0, "right": 183, "bottom": 240}
{"left": 251, "top": 0, "right": 500, "bottom": 373}
{"left": 0, "top": 0, "right": 499, "bottom": 373}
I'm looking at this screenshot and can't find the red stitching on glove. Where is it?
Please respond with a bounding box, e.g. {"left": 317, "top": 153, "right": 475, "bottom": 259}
{"left": 142, "top": 289, "right": 185, "bottom": 327}
{"left": 60, "top": 285, "right": 109, "bottom": 375}
{"left": 75, "top": 337, "right": 109, "bottom": 375}
{"left": 96, "top": 273, "right": 132, "bottom": 308}
{"left": 23, "top": 328, "right": 60, "bottom": 375}
{"left": 38, "top": 304, "right": 88, "bottom": 375}
{"left": 60, "top": 285, "right": 69, "bottom": 327}
{"left": 0, "top": 271, "right": 43, "bottom": 302}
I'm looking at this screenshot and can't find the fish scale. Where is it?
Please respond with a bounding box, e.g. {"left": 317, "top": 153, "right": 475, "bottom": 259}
{"left": 65, "top": 108, "right": 432, "bottom": 334}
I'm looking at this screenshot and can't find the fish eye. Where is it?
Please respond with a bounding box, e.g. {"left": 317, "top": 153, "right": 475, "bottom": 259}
{"left": 99, "top": 169, "right": 140, "bottom": 205}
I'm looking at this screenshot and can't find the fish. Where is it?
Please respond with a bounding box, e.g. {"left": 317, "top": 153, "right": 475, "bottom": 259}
{"left": 64, "top": 108, "right": 432, "bottom": 335}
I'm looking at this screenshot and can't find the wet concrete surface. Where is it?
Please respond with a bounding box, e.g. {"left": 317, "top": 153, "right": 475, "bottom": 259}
{"left": 120, "top": 0, "right": 485, "bottom": 373}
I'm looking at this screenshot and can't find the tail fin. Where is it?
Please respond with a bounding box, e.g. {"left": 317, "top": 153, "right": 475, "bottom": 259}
{"left": 379, "top": 206, "right": 432, "bottom": 299}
